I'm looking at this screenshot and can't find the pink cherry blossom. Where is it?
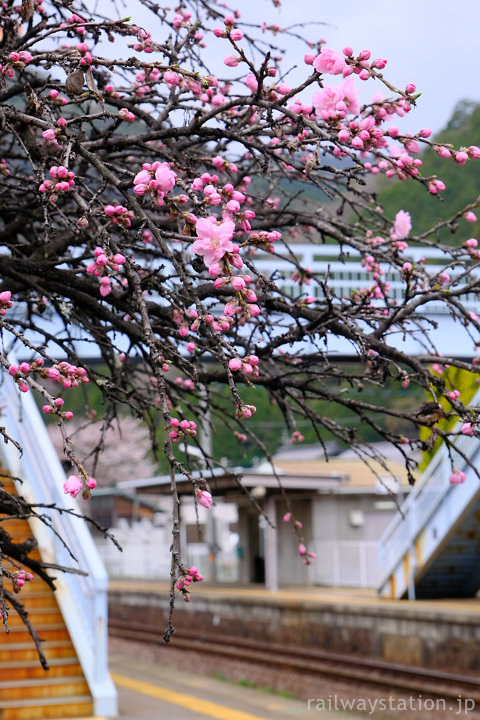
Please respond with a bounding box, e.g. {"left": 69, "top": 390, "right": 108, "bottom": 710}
{"left": 154, "top": 163, "right": 177, "bottom": 194}
{"left": 313, "top": 48, "right": 346, "bottom": 76}
{"left": 64, "top": 474, "right": 83, "bottom": 498}
{"left": 42, "top": 128, "right": 57, "bottom": 142}
{"left": 461, "top": 423, "right": 474, "bottom": 436}
{"left": 312, "top": 85, "right": 345, "bottom": 121}
{"left": 341, "top": 77, "right": 361, "bottom": 115}
{"left": 390, "top": 210, "right": 411, "bottom": 240}
{"left": 191, "top": 217, "right": 235, "bottom": 266}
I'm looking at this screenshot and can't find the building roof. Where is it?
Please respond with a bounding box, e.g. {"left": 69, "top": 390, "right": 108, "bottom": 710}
{"left": 270, "top": 458, "right": 411, "bottom": 494}
{"left": 92, "top": 487, "right": 164, "bottom": 511}
{"left": 118, "top": 440, "right": 414, "bottom": 498}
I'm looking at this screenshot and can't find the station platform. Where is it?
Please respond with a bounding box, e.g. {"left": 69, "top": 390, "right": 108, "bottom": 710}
{"left": 109, "top": 581, "right": 480, "bottom": 673}
{"left": 106, "top": 647, "right": 363, "bottom": 720}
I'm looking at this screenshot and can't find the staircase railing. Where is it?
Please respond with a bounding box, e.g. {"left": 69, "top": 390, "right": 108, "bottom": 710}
{"left": 378, "top": 389, "right": 480, "bottom": 596}
{"left": 0, "top": 373, "right": 117, "bottom": 716}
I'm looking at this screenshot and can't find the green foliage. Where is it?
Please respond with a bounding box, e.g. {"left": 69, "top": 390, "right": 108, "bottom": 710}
{"left": 378, "top": 100, "right": 480, "bottom": 243}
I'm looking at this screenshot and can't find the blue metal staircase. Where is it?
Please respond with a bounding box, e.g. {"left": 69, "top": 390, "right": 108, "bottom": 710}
{"left": 378, "top": 395, "right": 480, "bottom": 599}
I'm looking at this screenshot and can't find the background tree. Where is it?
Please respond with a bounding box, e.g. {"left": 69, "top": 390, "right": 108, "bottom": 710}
{"left": 1, "top": 0, "right": 480, "bottom": 642}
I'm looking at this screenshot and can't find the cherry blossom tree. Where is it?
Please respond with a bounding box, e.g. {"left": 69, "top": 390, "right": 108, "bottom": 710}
{"left": 1, "top": 0, "right": 480, "bottom": 645}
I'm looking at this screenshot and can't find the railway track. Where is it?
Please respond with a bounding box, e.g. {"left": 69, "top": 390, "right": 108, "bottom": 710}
{"left": 109, "top": 619, "right": 480, "bottom": 702}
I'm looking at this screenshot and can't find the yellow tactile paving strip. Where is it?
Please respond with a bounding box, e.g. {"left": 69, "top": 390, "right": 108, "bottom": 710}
{"left": 112, "top": 672, "right": 271, "bottom": 720}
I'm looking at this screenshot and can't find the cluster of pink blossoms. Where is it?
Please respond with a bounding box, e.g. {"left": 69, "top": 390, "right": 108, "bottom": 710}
{"left": 104, "top": 205, "right": 134, "bottom": 227}
{"left": 304, "top": 45, "right": 471, "bottom": 187}
{"left": 236, "top": 403, "right": 257, "bottom": 419}
{"left": 291, "top": 430, "right": 305, "bottom": 444}
{"left": 353, "top": 209, "right": 415, "bottom": 311}
{"left": 177, "top": 307, "right": 234, "bottom": 339}
{"left": 47, "top": 88, "right": 68, "bottom": 105}
{"left": 87, "top": 246, "right": 126, "bottom": 297}
{"left": 0, "top": 290, "right": 13, "bottom": 315}
{"left": 133, "top": 161, "right": 177, "bottom": 204}
{"left": 76, "top": 41, "right": 92, "bottom": 65}
{"left": 64, "top": 473, "right": 96, "bottom": 499}
{"left": 39, "top": 166, "right": 75, "bottom": 202}
{"left": 131, "top": 26, "right": 154, "bottom": 53}
{"left": 169, "top": 417, "right": 197, "bottom": 442}
{"left": 449, "top": 470, "right": 466, "bottom": 485}
{"left": 59, "top": 13, "right": 86, "bottom": 33}
{"left": 42, "top": 397, "right": 73, "bottom": 420}
{"left": 8, "top": 358, "right": 87, "bottom": 419}
{"left": 12, "top": 569, "right": 34, "bottom": 594}
{"left": 190, "top": 216, "right": 261, "bottom": 321}
{"left": 298, "top": 543, "right": 317, "bottom": 564}
{"left": 0, "top": 50, "right": 33, "bottom": 77}
{"left": 118, "top": 108, "right": 136, "bottom": 122}
{"left": 312, "top": 77, "right": 360, "bottom": 122}
{"left": 291, "top": 268, "right": 313, "bottom": 286}
{"left": 228, "top": 354, "right": 259, "bottom": 377}
{"left": 464, "top": 237, "right": 480, "bottom": 261}
{"left": 176, "top": 565, "right": 204, "bottom": 602}
{"left": 132, "top": 67, "right": 161, "bottom": 96}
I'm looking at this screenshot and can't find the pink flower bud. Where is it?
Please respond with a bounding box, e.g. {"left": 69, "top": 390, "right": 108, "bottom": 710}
{"left": 224, "top": 54, "right": 239, "bottom": 67}
{"left": 196, "top": 489, "right": 213, "bottom": 509}
{"left": 449, "top": 470, "right": 466, "bottom": 485}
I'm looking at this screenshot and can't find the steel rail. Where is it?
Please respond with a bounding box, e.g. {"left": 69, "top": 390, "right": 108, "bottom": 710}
{"left": 109, "top": 619, "right": 480, "bottom": 702}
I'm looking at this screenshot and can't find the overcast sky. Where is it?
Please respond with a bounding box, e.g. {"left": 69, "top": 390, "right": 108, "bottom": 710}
{"left": 225, "top": 0, "right": 479, "bottom": 135}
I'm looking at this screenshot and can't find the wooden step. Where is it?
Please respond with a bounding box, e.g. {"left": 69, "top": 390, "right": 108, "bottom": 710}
{"left": 6, "top": 592, "right": 59, "bottom": 609}
{"left": 3, "top": 624, "right": 72, "bottom": 642}
{"left": 1, "top": 696, "right": 93, "bottom": 720}
{"left": 0, "top": 640, "right": 75, "bottom": 662}
{"left": 0, "top": 656, "right": 82, "bottom": 680}
{"left": 0, "top": 675, "right": 89, "bottom": 701}
{"left": 0, "top": 466, "right": 94, "bottom": 717}
{"left": 4, "top": 609, "right": 64, "bottom": 627}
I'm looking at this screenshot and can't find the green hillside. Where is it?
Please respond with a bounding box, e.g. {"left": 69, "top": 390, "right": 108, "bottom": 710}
{"left": 377, "top": 100, "right": 480, "bottom": 243}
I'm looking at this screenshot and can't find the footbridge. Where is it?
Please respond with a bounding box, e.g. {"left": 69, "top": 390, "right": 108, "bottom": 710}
{"left": 255, "top": 244, "right": 479, "bottom": 358}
